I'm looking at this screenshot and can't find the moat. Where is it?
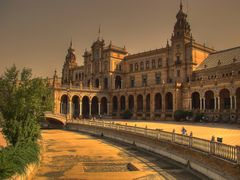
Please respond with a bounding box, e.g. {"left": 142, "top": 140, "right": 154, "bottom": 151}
{"left": 34, "top": 130, "right": 205, "bottom": 180}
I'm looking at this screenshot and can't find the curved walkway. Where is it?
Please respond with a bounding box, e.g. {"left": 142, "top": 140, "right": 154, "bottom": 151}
{"left": 34, "top": 130, "right": 202, "bottom": 180}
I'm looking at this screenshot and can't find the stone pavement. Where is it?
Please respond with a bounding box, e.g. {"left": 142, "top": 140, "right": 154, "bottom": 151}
{"left": 34, "top": 130, "right": 203, "bottom": 180}
{"left": 110, "top": 120, "right": 240, "bottom": 146}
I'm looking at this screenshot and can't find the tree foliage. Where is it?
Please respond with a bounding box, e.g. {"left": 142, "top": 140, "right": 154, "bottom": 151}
{"left": 0, "top": 65, "right": 53, "bottom": 146}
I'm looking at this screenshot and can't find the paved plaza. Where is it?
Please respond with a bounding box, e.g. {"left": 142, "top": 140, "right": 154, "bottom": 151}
{"left": 107, "top": 120, "right": 240, "bottom": 146}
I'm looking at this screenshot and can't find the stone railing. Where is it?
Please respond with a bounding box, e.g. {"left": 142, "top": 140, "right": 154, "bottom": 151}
{"left": 68, "top": 119, "right": 239, "bottom": 164}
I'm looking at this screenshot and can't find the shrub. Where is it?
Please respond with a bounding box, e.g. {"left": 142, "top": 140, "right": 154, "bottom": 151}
{"left": 174, "top": 110, "right": 188, "bottom": 121}
{"left": 122, "top": 110, "right": 133, "bottom": 119}
{"left": 193, "top": 113, "right": 205, "bottom": 122}
{"left": 0, "top": 142, "right": 40, "bottom": 179}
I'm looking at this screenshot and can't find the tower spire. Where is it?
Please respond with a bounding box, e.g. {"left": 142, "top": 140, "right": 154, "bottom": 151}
{"left": 98, "top": 25, "right": 101, "bottom": 40}
{"left": 70, "top": 38, "right": 72, "bottom": 48}
{"left": 180, "top": 0, "right": 183, "bottom": 11}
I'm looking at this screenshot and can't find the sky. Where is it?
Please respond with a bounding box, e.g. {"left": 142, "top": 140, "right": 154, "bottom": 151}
{"left": 0, "top": 0, "right": 240, "bottom": 77}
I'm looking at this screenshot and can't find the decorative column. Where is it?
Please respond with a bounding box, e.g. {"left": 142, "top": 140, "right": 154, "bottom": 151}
{"left": 214, "top": 97, "right": 217, "bottom": 110}
{"left": 230, "top": 96, "right": 234, "bottom": 110}
{"left": 79, "top": 100, "right": 82, "bottom": 117}
{"left": 200, "top": 96, "right": 203, "bottom": 111}
{"left": 98, "top": 102, "right": 101, "bottom": 116}
{"left": 107, "top": 102, "right": 110, "bottom": 116}
{"left": 69, "top": 100, "right": 72, "bottom": 119}
{"left": 89, "top": 101, "right": 92, "bottom": 117}
{"left": 203, "top": 97, "right": 206, "bottom": 111}
{"left": 218, "top": 97, "right": 220, "bottom": 110}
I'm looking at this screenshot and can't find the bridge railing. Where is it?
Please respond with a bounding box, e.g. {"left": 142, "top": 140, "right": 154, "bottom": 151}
{"left": 68, "top": 119, "right": 239, "bottom": 164}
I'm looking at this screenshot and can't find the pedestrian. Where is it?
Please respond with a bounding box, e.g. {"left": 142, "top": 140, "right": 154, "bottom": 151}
{"left": 181, "top": 127, "right": 186, "bottom": 135}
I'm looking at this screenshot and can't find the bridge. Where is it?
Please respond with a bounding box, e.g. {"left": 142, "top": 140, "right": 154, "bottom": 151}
{"left": 44, "top": 111, "right": 68, "bottom": 126}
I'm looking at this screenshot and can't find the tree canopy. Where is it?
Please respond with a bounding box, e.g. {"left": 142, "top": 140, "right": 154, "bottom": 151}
{"left": 0, "top": 65, "right": 53, "bottom": 146}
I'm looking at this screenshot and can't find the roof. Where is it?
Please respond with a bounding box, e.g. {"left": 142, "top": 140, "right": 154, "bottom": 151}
{"left": 195, "top": 46, "right": 240, "bottom": 71}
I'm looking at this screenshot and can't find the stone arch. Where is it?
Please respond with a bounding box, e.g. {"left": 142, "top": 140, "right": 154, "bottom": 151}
{"left": 95, "top": 79, "right": 99, "bottom": 88}
{"left": 82, "top": 96, "right": 90, "bottom": 118}
{"left": 165, "top": 92, "right": 173, "bottom": 111}
{"left": 72, "top": 95, "right": 80, "bottom": 118}
{"left": 112, "top": 96, "right": 118, "bottom": 112}
{"left": 137, "top": 94, "right": 143, "bottom": 112}
{"left": 115, "top": 75, "right": 121, "bottom": 89}
{"left": 192, "top": 92, "right": 200, "bottom": 110}
{"left": 91, "top": 96, "right": 99, "bottom": 116}
{"left": 146, "top": 94, "right": 150, "bottom": 112}
{"left": 236, "top": 88, "right": 240, "bottom": 111}
{"left": 205, "top": 90, "right": 214, "bottom": 110}
{"left": 60, "top": 94, "right": 69, "bottom": 115}
{"left": 155, "top": 93, "right": 162, "bottom": 112}
{"left": 101, "top": 97, "right": 108, "bottom": 115}
{"left": 128, "top": 95, "right": 134, "bottom": 112}
{"left": 220, "top": 88, "right": 230, "bottom": 110}
{"left": 120, "top": 96, "right": 126, "bottom": 111}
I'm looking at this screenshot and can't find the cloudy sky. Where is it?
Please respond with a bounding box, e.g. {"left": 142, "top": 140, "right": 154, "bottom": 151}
{"left": 0, "top": 0, "right": 239, "bottom": 77}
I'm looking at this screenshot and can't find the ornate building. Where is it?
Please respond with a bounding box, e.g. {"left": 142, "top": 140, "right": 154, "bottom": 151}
{"left": 52, "top": 3, "right": 240, "bottom": 122}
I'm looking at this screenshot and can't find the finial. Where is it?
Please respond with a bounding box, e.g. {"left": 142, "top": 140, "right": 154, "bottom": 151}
{"left": 98, "top": 25, "right": 101, "bottom": 40}
{"left": 180, "top": 0, "right": 183, "bottom": 10}
{"left": 70, "top": 38, "right": 72, "bottom": 48}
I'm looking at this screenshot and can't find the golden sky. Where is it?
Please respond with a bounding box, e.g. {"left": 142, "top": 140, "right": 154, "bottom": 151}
{"left": 0, "top": 0, "right": 239, "bottom": 77}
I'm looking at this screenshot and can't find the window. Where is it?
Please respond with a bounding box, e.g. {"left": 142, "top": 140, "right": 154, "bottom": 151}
{"left": 146, "top": 61, "right": 149, "bottom": 70}
{"left": 135, "top": 63, "right": 139, "bottom": 71}
{"left": 155, "top": 72, "right": 161, "bottom": 84}
{"left": 129, "top": 64, "right": 133, "bottom": 72}
{"left": 177, "top": 70, "right": 181, "bottom": 77}
{"left": 75, "top": 74, "right": 78, "bottom": 80}
{"left": 130, "top": 76, "right": 135, "bottom": 88}
{"left": 158, "top": 58, "right": 162, "bottom": 68}
{"left": 140, "top": 62, "right": 144, "bottom": 70}
{"left": 142, "top": 74, "right": 147, "bottom": 86}
{"left": 152, "top": 59, "right": 156, "bottom": 69}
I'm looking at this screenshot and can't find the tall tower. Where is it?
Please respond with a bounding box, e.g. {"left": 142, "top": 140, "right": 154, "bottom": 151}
{"left": 62, "top": 40, "right": 78, "bottom": 85}
{"left": 171, "top": 1, "right": 192, "bottom": 83}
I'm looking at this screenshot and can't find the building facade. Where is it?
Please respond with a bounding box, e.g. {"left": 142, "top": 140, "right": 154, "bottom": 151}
{"left": 52, "top": 3, "right": 240, "bottom": 122}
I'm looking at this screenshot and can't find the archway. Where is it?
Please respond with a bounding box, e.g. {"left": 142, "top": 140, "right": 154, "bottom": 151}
{"left": 120, "top": 96, "right": 125, "bottom": 111}
{"left": 91, "top": 96, "right": 99, "bottom": 116}
{"left": 192, "top": 92, "right": 200, "bottom": 109}
{"left": 82, "top": 96, "right": 90, "bottom": 118}
{"left": 60, "top": 95, "right": 69, "bottom": 115}
{"left": 205, "top": 90, "right": 214, "bottom": 110}
{"left": 72, "top": 96, "right": 80, "bottom": 118}
{"left": 220, "top": 89, "right": 230, "bottom": 110}
{"left": 146, "top": 94, "right": 150, "bottom": 112}
{"left": 155, "top": 93, "right": 162, "bottom": 112}
{"left": 101, "top": 97, "right": 108, "bottom": 115}
{"left": 112, "top": 96, "right": 118, "bottom": 112}
{"left": 236, "top": 88, "right": 240, "bottom": 111}
{"left": 115, "top": 76, "right": 121, "bottom": 89}
{"left": 128, "top": 95, "right": 134, "bottom": 112}
{"left": 95, "top": 79, "right": 99, "bottom": 88}
{"left": 137, "top": 95, "right": 143, "bottom": 112}
{"left": 165, "top": 92, "right": 173, "bottom": 111}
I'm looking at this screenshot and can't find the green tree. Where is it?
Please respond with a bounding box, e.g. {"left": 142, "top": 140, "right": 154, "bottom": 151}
{"left": 0, "top": 65, "right": 53, "bottom": 146}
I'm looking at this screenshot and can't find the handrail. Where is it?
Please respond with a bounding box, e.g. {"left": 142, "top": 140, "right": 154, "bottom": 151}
{"left": 67, "top": 119, "right": 239, "bottom": 164}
